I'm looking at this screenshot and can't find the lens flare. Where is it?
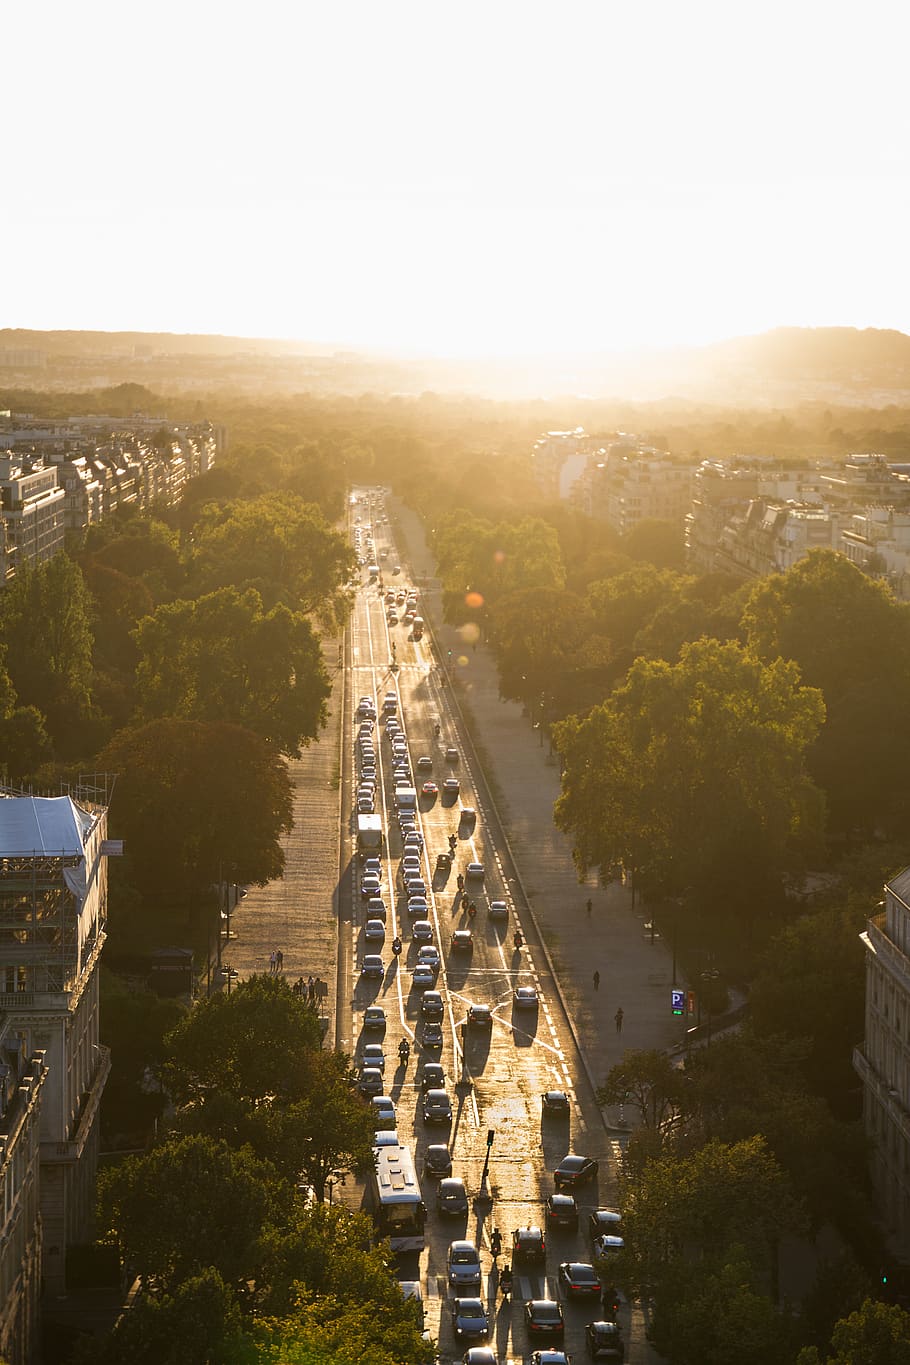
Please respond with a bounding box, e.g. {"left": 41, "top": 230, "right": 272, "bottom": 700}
{"left": 460, "top": 622, "right": 480, "bottom": 644}
{"left": 465, "top": 590, "right": 484, "bottom": 610}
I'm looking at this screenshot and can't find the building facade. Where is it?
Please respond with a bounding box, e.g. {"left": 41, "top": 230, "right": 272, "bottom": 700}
{"left": 0, "top": 794, "right": 111, "bottom": 1303}
{"left": 855, "top": 867, "right": 910, "bottom": 1258}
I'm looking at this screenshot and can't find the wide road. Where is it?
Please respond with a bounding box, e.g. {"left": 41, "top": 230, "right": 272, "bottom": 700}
{"left": 342, "top": 489, "right": 643, "bottom": 1364}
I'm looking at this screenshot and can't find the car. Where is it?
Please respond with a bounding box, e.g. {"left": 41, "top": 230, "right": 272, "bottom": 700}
{"left": 443, "top": 777, "right": 460, "bottom": 796}
{"left": 436, "top": 850, "right": 453, "bottom": 871}
{"left": 468, "top": 1003, "right": 493, "bottom": 1027}
{"left": 584, "top": 1320, "right": 625, "bottom": 1360}
{"left": 387, "top": 612, "right": 399, "bottom": 625}
{"left": 512, "top": 1225, "right": 546, "bottom": 1262}
{"left": 385, "top": 719, "right": 401, "bottom": 737}
{"left": 592, "top": 1234, "right": 625, "bottom": 1262}
{"left": 451, "top": 1296, "right": 489, "bottom": 1341}
{"left": 423, "top": 1143, "right": 452, "bottom": 1178}
{"left": 451, "top": 929, "right": 474, "bottom": 951}
{"left": 447, "top": 1240, "right": 481, "bottom": 1289}
{"left": 392, "top": 740, "right": 408, "bottom": 757}
{"left": 416, "top": 755, "right": 433, "bottom": 771}
{"left": 412, "top": 919, "right": 433, "bottom": 942}
{"left": 370, "top": 1095, "right": 396, "bottom": 1128}
{"left": 488, "top": 899, "right": 508, "bottom": 920}
{"left": 401, "top": 855, "right": 422, "bottom": 876}
{"left": 363, "top": 857, "right": 382, "bottom": 876}
{"left": 589, "top": 1209, "right": 623, "bottom": 1241}
{"left": 402, "top": 867, "right": 423, "bottom": 886}
{"left": 542, "top": 1090, "right": 571, "bottom": 1115}
{"left": 421, "top": 781, "right": 438, "bottom": 797}
{"left": 423, "top": 1088, "right": 452, "bottom": 1123}
{"left": 422, "top": 1019, "right": 444, "bottom": 1048}
{"left": 361, "top": 766, "right": 377, "bottom": 783}
{"left": 558, "top": 1261, "right": 602, "bottom": 1299}
{"left": 360, "top": 876, "right": 382, "bottom": 900}
{"left": 465, "top": 862, "right": 485, "bottom": 881}
{"left": 420, "top": 1061, "right": 445, "bottom": 1092}
{"left": 404, "top": 831, "right": 424, "bottom": 849}
{"left": 357, "top": 796, "right": 374, "bottom": 813}
{"left": 554, "top": 1154, "right": 599, "bottom": 1188}
{"left": 514, "top": 984, "right": 539, "bottom": 1008}
{"left": 459, "top": 806, "right": 477, "bottom": 828}
{"left": 407, "top": 878, "right": 428, "bottom": 898}
{"left": 525, "top": 1299, "right": 565, "bottom": 1338}
{"left": 437, "top": 1177, "right": 469, "bottom": 1216}
{"left": 462, "top": 1349, "right": 498, "bottom": 1365}
{"left": 363, "top": 1005, "right": 386, "bottom": 1029}
{"left": 417, "top": 945, "right": 441, "bottom": 969}
{"left": 392, "top": 564, "right": 401, "bottom": 574}
{"left": 412, "top": 964, "right": 435, "bottom": 990}
{"left": 364, "top": 919, "right": 386, "bottom": 942}
{"left": 358, "top": 1067, "right": 384, "bottom": 1097}
{"left": 362, "top": 1042, "right": 385, "bottom": 1071}
{"left": 446, "top": 748, "right": 459, "bottom": 764}
{"left": 422, "top": 990, "right": 444, "bottom": 1020}
{"left": 530, "top": 1354, "right": 570, "bottom": 1365}
{"left": 545, "top": 1193, "right": 579, "bottom": 1231}
{"left": 360, "top": 954, "right": 384, "bottom": 979}
{"left": 383, "top": 692, "right": 398, "bottom": 710}
{"left": 367, "top": 897, "right": 387, "bottom": 921}
{"left": 407, "top": 897, "right": 429, "bottom": 917}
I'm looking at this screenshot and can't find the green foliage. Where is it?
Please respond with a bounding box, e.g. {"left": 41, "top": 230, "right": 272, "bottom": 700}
{"left": 743, "top": 549, "right": 910, "bottom": 836}
{"left": 133, "top": 587, "right": 330, "bottom": 755}
{"left": 801, "top": 1297, "right": 910, "bottom": 1364}
{"left": 749, "top": 903, "right": 867, "bottom": 1105}
{"left": 248, "top": 1292, "right": 433, "bottom": 1365}
{"left": 0, "top": 645, "right": 51, "bottom": 780}
{"left": 622, "top": 516, "right": 686, "bottom": 570}
{"left": 100, "top": 969, "right": 186, "bottom": 1143}
{"left": 488, "top": 586, "right": 596, "bottom": 714}
{"left": 0, "top": 553, "right": 95, "bottom": 750}
{"left": 74, "top": 1268, "right": 251, "bottom": 1365}
{"left": 97, "top": 1134, "right": 292, "bottom": 1299}
{"left": 434, "top": 511, "right": 565, "bottom": 624}
{"left": 597, "top": 1049, "right": 686, "bottom": 1131}
{"left": 586, "top": 564, "right": 687, "bottom": 652}
{"left": 554, "top": 639, "right": 826, "bottom": 932}
{"left": 188, "top": 493, "right": 354, "bottom": 617}
{"left": 99, "top": 719, "right": 293, "bottom": 899}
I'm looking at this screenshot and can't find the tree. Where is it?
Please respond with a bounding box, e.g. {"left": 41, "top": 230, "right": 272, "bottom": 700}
{"left": 188, "top": 494, "right": 354, "bottom": 616}
{"left": 743, "top": 549, "right": 910, "bottom": 835}
{"left": 0, "top": 650, "right": 51, "bottom": 781}
{"left": 0, "top": 553, "right": 95, "bottom": 748}
{"left": 798, "top": 1298, "right": 910, "bottom": 1365}
{"left": 553, "top": 639, "right": 825, "bottom": 932}
{"left": 597, "top": 1049, "right": 686, "bottom": 1130}
{"left": 488, "top": 586, "right": 591, "bottom": 712}
{"left": 75, "top": 1268, "right": 250, "bottom": 1365}
{"left": 623, "top": 516, "right": 686, "bottom": 570}
{"left": 133, "top": 587, "right": 331, "bottom": 756}
{"left": 586, "top": 564, "right": 687, "bottom": 653}
{"left": 162, "top": 975, "right": 322, "bottom": 1107}
{"left": 100, "top": 969, "right": 186, "bottom": 1143}
{"left": 97, "top": 1135, "right": 291, "bottom": 1300}
{"left": 98, "top": 720, "right": 293, "bottom": 899}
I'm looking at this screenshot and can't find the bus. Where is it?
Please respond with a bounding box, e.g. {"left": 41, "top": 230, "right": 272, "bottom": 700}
{"left": 368, "top": 1143, "right": 426, "bottom": 1252}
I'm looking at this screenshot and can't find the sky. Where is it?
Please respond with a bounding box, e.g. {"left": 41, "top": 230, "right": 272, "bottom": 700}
{"left": 5, "top": 1, "right": 910, "bottom": 357}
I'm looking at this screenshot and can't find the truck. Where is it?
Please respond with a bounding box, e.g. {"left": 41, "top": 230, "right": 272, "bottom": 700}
{"left": 394, "top": 785, "right": 417, "bottom": 815}
{"left": 357, "top": 814, "right": 383, "bottom": 855}
{"left": 412, "top": 615, "right": 424, "bottom": 641}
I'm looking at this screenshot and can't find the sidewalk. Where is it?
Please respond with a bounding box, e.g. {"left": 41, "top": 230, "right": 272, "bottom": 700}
{"left": 392, "top": 501, "right": 684, "bottom": 1111}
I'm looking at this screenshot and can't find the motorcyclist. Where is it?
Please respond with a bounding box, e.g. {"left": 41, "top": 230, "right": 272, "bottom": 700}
{"left": 602, "top": 1285, "right": 619, "bottom": 1319}
{"left": 499, "top": 1263, "right": 513, "bottom": 1300}
{"left": 398, "top": 1038, "right": 410, "bottom": 1063}
{"left": 456, "top": 874, "right": 464, "bottom": 891}
{"left": 434, "top": 723, "right": 441, "bottom": 737}
{"left": 513, "top": 930, "right": 523, "bottom": 949}
{"left": 490, "top": 1227, "right": 502, "bottom": 1258}
{"left": 448, "top": 833, "right": 458, "bottom": 851}
{"left": 467, "top": 901, "right": 477, "bottom": 919}
{"left": 391, "top": 935, "right": 403, "bottom": 956}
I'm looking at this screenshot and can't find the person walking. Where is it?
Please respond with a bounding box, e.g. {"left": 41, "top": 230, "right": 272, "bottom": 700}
{"left": 593, "top": 970, "right": 600, "bottom": 991}
{"left": 269, "top": 950, "right": 276, "bottom": 974}
{"left": 307, "top": 974, "right": 315, "bottom": 1001}
{"left": 586, "top": 897, "right": 593, "bottom": 915}
{"left": 276, "top": 949, "right": 284, "bottom": 972}
{"left": 615, "top": 1006, "right": 624, "bottom": 1033}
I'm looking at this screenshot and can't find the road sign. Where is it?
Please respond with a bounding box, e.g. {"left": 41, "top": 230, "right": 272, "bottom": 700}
{"left": 671, "top": 989, "right": 685, "bottom": 1017}
{"left": 687, "top": 990, "right": 696, "bottom": 1015}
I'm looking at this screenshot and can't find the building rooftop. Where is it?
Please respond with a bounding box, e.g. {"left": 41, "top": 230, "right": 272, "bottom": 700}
{"left": 0, "top": 796, "right": 97, "bottom": 857}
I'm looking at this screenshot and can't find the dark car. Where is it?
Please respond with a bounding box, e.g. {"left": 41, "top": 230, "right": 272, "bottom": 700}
{"left": 512, "top": 1225, "right": 546, "bottom": 1262}
{"left": 546, "top": 1193, "right": 579, "bottom": 1231}
{"left": 422, "top": 1019, "right": 444, "bottom": 1048}
{"left": 585, "top": 1320, "right": 625, "bottom": 1360}
{"left": 467, "top": 1003, "right": 493, "bottom": 1027}
{"left": 463, "top": 1350, "right": 498, "bottom": 1365}
{"left": 423, "top": 1143, "right": 452, "bottom": 1179}
{"left": 420, "top": 1061, "right": 446, "bottom": 1093}
{"left": 542, "top": 1090, "right": 570, "bottom": 1115}
{"left": 558, "top": 1261, "right": 601, "bottom": 1299}
{"left": 423, "top": 1088, "right": 453, "bottom": 1123}
{"left": 554, "top": 1153, "right": 599, "bottom": 1188}
{"left": 525, "top": 1299, "right": 564, "bottom": 1338}
{"left": 451, "top": 929, "right": 474, "bottom": 951}
{"left": 436, "top": 850, "right": 453, "bottom": 871}
{"left": 437, "top": 1177, "right": 469, "bottom": 1216}
{"left": 451, "top": 1296, "right": 489, "bottom": 1341}
{"left": 589, "top": 1209, "right": 623, "bottom": 1241}
{"left": 422, "top": 990, "right": 444, "bottom": 1021}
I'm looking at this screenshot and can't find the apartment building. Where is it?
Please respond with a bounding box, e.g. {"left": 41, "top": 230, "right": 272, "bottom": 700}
{"left": 0, "top": 1026, "right": 46, "bottom": 1365}
{"left": 855, "top": 867, "right": 910, "bottom": 1258}
{"left": 0, "top": 793, "right": 111, "bottom": 1300}
{"left": 0, "top": 458, "right": 65, "bottom": 572}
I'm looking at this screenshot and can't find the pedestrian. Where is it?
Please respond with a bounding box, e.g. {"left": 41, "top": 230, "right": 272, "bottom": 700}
{"left": 269, "top": 950, "right": 276, "bottom": 973}
{"left": 593, "top": 970, "right": 600, "bottom": 990}
{"left": 307, "top": 974, "right": 314, "bottom": 1001}
{"left": 586, "top": 897, "right": 593, "bottom": 915}
{"left": 615, "top": 1006, "right": 624, "bottom": 1033}
{"left": 292, "top": 977, "right": 300, "bottom": 996}
{"left": 276, "top": 949, "right": 284, "bottom": 972}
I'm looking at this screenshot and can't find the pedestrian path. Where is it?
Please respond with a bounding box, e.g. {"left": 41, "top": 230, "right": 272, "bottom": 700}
{"left": 392, "top": 502, "right": 683, "bottom": 1114}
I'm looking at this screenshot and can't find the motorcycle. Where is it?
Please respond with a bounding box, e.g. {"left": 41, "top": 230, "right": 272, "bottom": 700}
{"left": 434, "top": 723, "right": 441, "bottom": 737}
{"left": 456, "top": 874, "right": 465, "bottom": 891}
{"left": 499, "top": 1265, "right": 513, "bottom": 1300}
{"left": 398, "top": 1040, "right": 410, "bottom": 1063}
{"left": 467, "top": 902, "right": 477, "bottom": 920}
{"left": 513, "top": 930, "right": 524, "bottom": 949}
{"left": 391, "top": 936, "right": 403, "bottom": 957}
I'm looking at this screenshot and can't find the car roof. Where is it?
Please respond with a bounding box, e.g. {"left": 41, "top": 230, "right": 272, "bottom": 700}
{"left": 559, "top": 1153, "right": 588, "bottom": 1166}
{"left": 450, "top": 1240, "right": 477, "bottom": 1254}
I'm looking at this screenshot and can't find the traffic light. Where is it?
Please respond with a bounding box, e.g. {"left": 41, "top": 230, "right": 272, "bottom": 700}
{"left": 487, "top": 1129, "right": 495, "bottom": 1147}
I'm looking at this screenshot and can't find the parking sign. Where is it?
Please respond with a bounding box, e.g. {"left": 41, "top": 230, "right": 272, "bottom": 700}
{"left": 671, "top": 989, "right": 685, "bottom": 1016}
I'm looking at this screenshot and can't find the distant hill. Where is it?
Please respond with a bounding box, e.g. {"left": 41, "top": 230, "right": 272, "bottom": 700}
{"left": 703, "top": 326, "right": 910, "bottom": 386}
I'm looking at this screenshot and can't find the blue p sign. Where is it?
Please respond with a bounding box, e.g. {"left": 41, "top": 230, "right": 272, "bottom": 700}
{"left": 671, "top": 989, "right": 685, "bottom": 1016}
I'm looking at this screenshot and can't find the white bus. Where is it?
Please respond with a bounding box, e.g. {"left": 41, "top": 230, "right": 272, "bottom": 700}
{"left": 369, "top": 1143, "right": 426, "bottom": 1252}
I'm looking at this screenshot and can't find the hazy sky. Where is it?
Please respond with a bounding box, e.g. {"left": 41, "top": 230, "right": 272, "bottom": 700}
{"left": 6, "top": 2, "right": 908, "bottom": 356}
